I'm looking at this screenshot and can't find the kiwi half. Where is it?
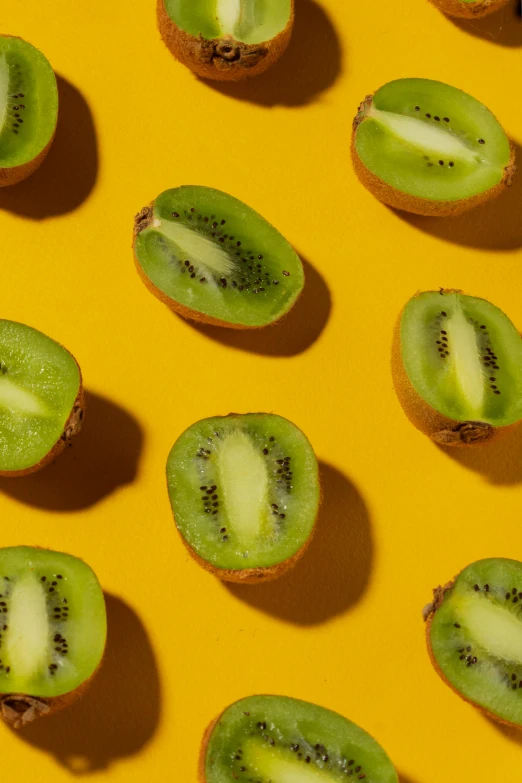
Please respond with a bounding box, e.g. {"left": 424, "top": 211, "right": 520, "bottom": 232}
{"left": 157, "top": 0, "right": 294, "bottom": 81}
{"left": 425, "top": 559, "right": 522, "bottom": 727}
{"left": 0, "top": 546, "right": 106, "bottom": 728}
{"left": 0, "top": 320, "right": 83, "bottom": 476}
{"left": 133, "top": 186, "right": 304, "bottom": 329}
{"left": 392, "top": 290, "right": 522, "bottom": 446}
{"left": 352, "top": 78, "right": 515, "bottom": 217}
{"left": 167, "top": 414, "right": 319, "bottom": 583}
{"left": 429, "top": 0, "right": 509, "bottom": 18}
{"left": 200, "top": 695, "right": 399, "bottom": 783}
{"left": 0, "top": 35, "right": 58, "bottom": 186}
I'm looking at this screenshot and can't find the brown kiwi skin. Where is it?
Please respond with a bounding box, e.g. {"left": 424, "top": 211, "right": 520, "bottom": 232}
{"left": 157, "top": 0, "right": 294, "bottom": 82}
{"left": 428, "top": 0, "right": 509, "bottom": 17}
{"left": 352, "top": 95, "right": 517, "bottom": 217}
{"left": 392, "top": 289, "right": 522, "bottom": 446}
{"left": 132, "top": 205, "right": 303, "bottom": 330}
{"left": 0, "top": 356, "right": 84, "bottom": 477}
{"left": 0, "top": 35, "right": 57, "bottom": 187}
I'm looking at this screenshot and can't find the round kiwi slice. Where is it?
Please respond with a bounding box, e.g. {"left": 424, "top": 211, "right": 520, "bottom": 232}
{"left": 352, "top": 78, "right": 515, "bottom": 217}
{"left": 200, "top": 695, "right": 399, "bottom": 783}
{"left": 0, "top": 320, "right": 83, "bottom": 476}
{"left": 0, "top": 546, "right": 106, "bottom": 728}
{"left": 0, "top": 35, "right": 58, "bottom": 186}
{"left": 392, "top": 290, "right": 522, "bottom": 446}
{"left": 429, "top": 0, "right": 509, "bottom": 18}
{"left": 133, "top": 186, "right": 304, "bottom": 329}
{"left": 425, "top": 558, "right": 522, "bottom": 727}
{"left": 167, "top": 413, "right": 319, "bottom": 582}
{"left": 157, "top": 0, "right": 294, "bottom": 81}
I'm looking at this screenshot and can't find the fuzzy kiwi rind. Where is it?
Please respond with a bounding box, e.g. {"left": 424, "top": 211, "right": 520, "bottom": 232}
{"left": 392, "top": 289, "right": 522, "bottom": 446}
{"left": 157, "top": 0, "right": 294, "bottom": 82}
{"left": 0, "top": 35, "right": 58, "bottom": 187}
{"left": 428, "top": 0, "right": 509, "bottom": 18}
{"left": 352, "top": 83, "right": 516, "bottom": 217}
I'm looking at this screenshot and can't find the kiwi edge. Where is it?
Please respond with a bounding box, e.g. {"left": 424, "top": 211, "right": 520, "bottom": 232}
{"left": 428, "top": 0, "right": 510, "bottom": 18}
{"left": 351, "top": 96, "right": 516, "bottom": 217}
{"left": 156, "top": 0, "right": 294, "bottom": 82}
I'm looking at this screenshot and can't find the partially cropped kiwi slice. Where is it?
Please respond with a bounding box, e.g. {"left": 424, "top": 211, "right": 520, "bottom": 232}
{"left": 0, "top": 546, "right": 106, "bottom": 728}
{"left": 352, "top": 78, "right": 515, "bottom": 216}
{"left": 157, "top": 0, "right": 294, "bottom": 81}
{"left": 201, "top": 695, "right": 399, "bottom": 783}
{"left": 429, "top": 0, "right": 509, "bottom": 18}
{"left": 0, "top": 35, "right": 58, "bottom": 186}
{"left": 0, "top": 320, "right": 83, "bottom": 475}
{"left": 167, "top": 414, "right": 319, "bottom": 582}
{"left": 425, "top": 559, "right": 522, "bottom": 727}
{"left": 392, "top": 290, "right": 522, "bottom": 445}
{"left": 134, "top": 186, "right": 304, "bottom": 329}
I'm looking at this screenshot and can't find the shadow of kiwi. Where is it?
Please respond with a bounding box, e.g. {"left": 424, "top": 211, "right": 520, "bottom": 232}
{"left": 485, "top": 715, "right": 522, "bottom": 745}
{"left": 0, "top": 75, "right": 98, "bottom": 219}
{"left": 199, "top": 0, "right": 343, "bottom": 107}
{"left": 177, "top": 257, "right": 331, "bottom": 357}
{"left": 12, "top": 594, "right": 161, "bottom": 774}
{"left": 392, "top": 140, "right": 522, "bottom": 251}
{"left": 0, "top": 391, "right": 144, "bottom": 511}
{"left": 224, "top": 462, "right": 373, "bottom": 626}
{"left": 445, "top": 0, "right": 522, "bottom": 47}
{"left": 398, "top": 774, "right": 424, "bottom": 783}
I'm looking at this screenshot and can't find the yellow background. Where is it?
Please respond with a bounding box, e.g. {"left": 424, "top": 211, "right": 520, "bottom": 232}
{"left": 1, "top": 0, "right": 522, "bottom": 780}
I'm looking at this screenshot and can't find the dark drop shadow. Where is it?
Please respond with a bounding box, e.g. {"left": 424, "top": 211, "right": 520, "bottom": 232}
{"left": 0, "top": 391, "right": 144, "bottom": 511}
{"left": 393, "top": 140, "right": 522, "bottom": 251}
{"left": 178, "top": 257, "right": 331, "bottom": 357}
{"left": 200, "top": 0, "right": 342, "bottom": 107}
{"left": 0, "top": 75, "right": 98, "bottom": 219}
{"left": 447, "top": 0, "right": 522, "bottom": 47}
{"left": 13, "top": 595, "right": 161, "bottom": 774}
{"left": 436, "top": 421, "right": 522, "bottom": 485}
{"left": 399, "top": 774, "right": 424, "bottom": 783}
{"left": 485, "top": 715, "right": 522, "bottom": 746}
{"left": 225, "top": 462, "right": 373, "bottom": 625}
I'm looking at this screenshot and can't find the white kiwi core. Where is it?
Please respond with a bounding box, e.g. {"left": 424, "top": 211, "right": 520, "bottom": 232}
{"left": 459, "top": 595, "right": 522, "bottom": 664}
{"left": 153, "top": 218, "right": 235, "bottom": 277}
{"left": 0, "top": 54, "right": 9, "bottom": 137}
{"left": 4, "top": 575, "right": 49, "bottom": 680}
{"left": 243, "top": 739, "right": 334, "bottom": 782}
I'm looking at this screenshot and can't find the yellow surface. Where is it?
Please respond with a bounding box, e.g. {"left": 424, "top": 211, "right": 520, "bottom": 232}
{"left": 1, "top": 1, "right": 521, "bottom": 780}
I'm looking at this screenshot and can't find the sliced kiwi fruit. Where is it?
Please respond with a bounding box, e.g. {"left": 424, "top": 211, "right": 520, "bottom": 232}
{"left": 0, "top": 546, "right": 106, "bottom": 728}
{"left": 0, "top": 320, "right": 83, "bottom": 475}
{"left": 133, "top": 186, "right": 304, "bottom": 329}
{"left": 167, "top": 413, "right": 319, "bottom": 582}
{"left": 392, "top": 290, "right": 522, "bottom": 445}
{"left": 429, "top": 0, "right": 509, "bottom": 18}
{"left": 0, "top": 35, "right": 58, "bottom": 186}
{"left": 352, "top": 78, "right": 515, "bottom": 217}
{"left": 157, "top": 0, "right": 294, "bottom": 81}
{"left": 200, "top": 695, "right": 399, "bottom": 783}
{"left": 425, "top": 558, "right": 522, "bottom": 727}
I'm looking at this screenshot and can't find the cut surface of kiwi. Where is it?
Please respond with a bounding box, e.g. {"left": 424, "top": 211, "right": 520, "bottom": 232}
{"left": 202, "top": 695, "right": 399, "bottom": 783}
{"left": 352, "top": 79, "right": 514, "bottom": 216}
{"left": 158, "top": 0, "right": 293, "bottom": 81}
{"left": 0, "top": 35, "right": 58, "bottom": 186}
{"left": 426, "top": 559, "right": 522, "bottom": 726}
{"left": 167, "top": 414, "right": 319, "bottom": 581}
{"left": 0, "top": 320, "right": 82, "bottom": 475}
{"left": 134, "top": 186, "right": 304, "bottom": 329}
{"left": 0, "top": 546, "right": 106, "bottom": 727}
{"left": 394, "top": 290, "right": 522, "bottom": 444}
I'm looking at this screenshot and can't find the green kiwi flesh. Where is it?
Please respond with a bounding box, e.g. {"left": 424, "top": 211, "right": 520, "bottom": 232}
{"left": 134, "top": 186, "right": 304, "bottom": 328}
{"left": 0, "top": 546, "right": 106, "bottom": 698}
{"left": 203, "top": 695, "right": 399, "bottom": 783}
{"left": 353, "top": 78, "right": 512, "bottom": 205}
{"left": 0, "top": 36, "right": 57, "bottom": 181}
{"left": 167, "top": 414, "right": 319, "bottom": 573}
{"left": 427, "top": 559, "right": 522, "bottom": 726}
{"left": 0, "top": 320, "right": 81, "bottom": 473}
{"left": 164, "top": 0, "right": 291, "bottom": 45}
{"left": 400, "top": 291, "right": 522, "bottom": 427}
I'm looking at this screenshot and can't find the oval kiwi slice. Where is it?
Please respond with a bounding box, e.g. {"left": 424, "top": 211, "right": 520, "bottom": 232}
{"left": 352, "top": 78, "right": 515, "bottom": 217}
{"left": 425, "top": 558, "right": 522, "bottom": 727}
{"left": 167, "top": 413, "right": 319, "bottom": 582}
{"left": 157, "top": 0, "right": 294, "bottom": 81}
{"left": 201, "top": 695, "right": 399, "bottom": 783}
{"left": 0, "top": 546, "right": 106, "bottom": 728}
{"left": 392, "top": 290, "right": 522, "bottom": 445}
{"left": 133, "top": 186, "right": 304, "bottom": 329}
{"left": 0, "top": 35, "right": 58, "bottom": 186}
{"left": 429, "top": 0, "right": 508, "bottom": 18}
{"left": 0, "top": 320, "right": 83, "bottom": 475}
